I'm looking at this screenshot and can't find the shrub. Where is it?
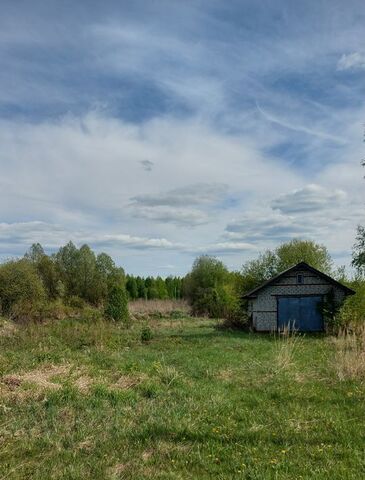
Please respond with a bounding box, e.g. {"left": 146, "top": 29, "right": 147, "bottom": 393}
{"left": 105, "top": 284, "right": 129, "bottom": 323}
{"left": 0, "top": 259, "right": 45, "bottom": 316}
{"left": 335, "top": 282, "right": 365, "bottom": 331}
{"left": 141, "top": 325, "right": 153, "bottom": 342}
{"left": 67, "top": 295, "right": 87, "bottom": 309}
{"left": 81, "top": 306, "right": 103, "bottom": 323}
{"left": 185, "top": 256, "right": 232, "bottom": 318}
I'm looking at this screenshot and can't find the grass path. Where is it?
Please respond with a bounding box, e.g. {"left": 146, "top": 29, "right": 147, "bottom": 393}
{"left": 0, "top": 316, "right": 364, "bottom": 479}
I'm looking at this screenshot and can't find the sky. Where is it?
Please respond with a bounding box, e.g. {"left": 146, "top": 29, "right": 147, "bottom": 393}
{"left": 0, "top": 0, "right": 364, "bottom": 276}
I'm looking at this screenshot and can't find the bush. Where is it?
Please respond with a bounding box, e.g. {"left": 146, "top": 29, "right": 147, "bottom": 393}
{"left": 141, "top": 325, "right": 153, "bottom": 342}
{"left": 67, "top": 295, "right": 87, "bottom": 309}
{"left": 0, "top": 259, "right": 45, "bottom": 316}
{"left": 105, "top": 284, "right": 129, "bottom": 323}
{"left": 185, "top": 256, "right": 232, "bottom": 318}
{"left": 335, "top": 282, "right": 365, "bottom": 331}
{"left": 80, "top": 305, "right": 103, "bottom": 323}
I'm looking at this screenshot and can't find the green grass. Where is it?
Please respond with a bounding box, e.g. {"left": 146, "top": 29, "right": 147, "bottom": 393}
{"left": 0, "top": 315, "right": 365, "bottom": 479}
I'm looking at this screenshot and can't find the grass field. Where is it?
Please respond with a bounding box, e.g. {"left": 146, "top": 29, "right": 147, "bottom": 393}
{"left": 0, "top": 310, "right": 364, "bottom": 479}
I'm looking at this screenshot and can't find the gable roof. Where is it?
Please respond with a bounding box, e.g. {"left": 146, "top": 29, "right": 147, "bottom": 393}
{"left": 243, "top": 261, "right": 355, "bottom": 298}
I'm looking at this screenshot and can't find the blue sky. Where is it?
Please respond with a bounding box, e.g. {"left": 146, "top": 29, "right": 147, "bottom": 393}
{"left": 0, "top": 0, "right": 364, "bottom": 275}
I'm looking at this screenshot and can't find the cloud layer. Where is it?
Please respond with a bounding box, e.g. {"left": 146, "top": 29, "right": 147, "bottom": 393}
{"left": 0, "top": 1, "right": 364, "bottom": 274}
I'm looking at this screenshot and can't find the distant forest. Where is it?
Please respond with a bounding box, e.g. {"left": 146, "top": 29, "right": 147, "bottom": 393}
{"left": 125, "top": 275, "right": 184, "bottom": 301}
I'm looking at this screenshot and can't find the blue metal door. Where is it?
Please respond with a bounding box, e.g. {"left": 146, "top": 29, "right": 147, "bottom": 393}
{"left": 278, "top": 296, "right": 323, "bottom": 331}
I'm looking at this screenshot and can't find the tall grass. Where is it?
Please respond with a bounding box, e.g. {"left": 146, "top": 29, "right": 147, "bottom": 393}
{"left": 333, "top": 325, "right": 365, "bottom": 381}
{"left": 274, "top": 327, "right": 302, "bottom": 372}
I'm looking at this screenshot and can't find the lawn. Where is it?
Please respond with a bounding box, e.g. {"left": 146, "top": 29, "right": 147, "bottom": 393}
{"left": 0, "top": 313, "right": 364, "bottom": 479}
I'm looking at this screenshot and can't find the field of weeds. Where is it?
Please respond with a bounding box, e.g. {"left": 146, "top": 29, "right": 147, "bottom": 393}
{"left": 0, "top": 311, "right": 365, "bottom": 479}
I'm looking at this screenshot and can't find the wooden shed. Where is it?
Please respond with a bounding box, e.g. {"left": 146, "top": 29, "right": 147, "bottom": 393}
{"left": 243, "top": 262, "right": 355, "bottom": 332}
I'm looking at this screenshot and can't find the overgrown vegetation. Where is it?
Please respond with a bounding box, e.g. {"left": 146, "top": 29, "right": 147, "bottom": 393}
{"left": 183, "top": 256, "right": 245, "bottom": 327}
{"left": 1, "top": 314, "right": 365, "bottom": 479}
{"left": 0, "top": 242, "right": 129, "bottom": 324}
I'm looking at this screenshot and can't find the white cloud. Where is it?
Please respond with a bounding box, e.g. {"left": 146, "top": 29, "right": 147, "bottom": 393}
{"left": 271, "top": 184, "right": 347, "bottom": 214}
{"left": 131, "top": 183, "right": 228, "bottom": 207}
{"left": 128, "top": 205, "right": 210, "bottom": 226}
{"left": 337, "top": 52, "right": 365, "bottom": 71}
{"left": 0, "top": 221, "right": 185, "bottom": 252}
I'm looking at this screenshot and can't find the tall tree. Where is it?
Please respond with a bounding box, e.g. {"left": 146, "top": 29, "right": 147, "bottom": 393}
{"left": 276, "top": 239, "right": 333, "bottom": 274}
{"left": 352, "top": 225, "right": 365, "bottom": 275}
{"left": 241, "top": 239, "right": 333, "bottom": 294}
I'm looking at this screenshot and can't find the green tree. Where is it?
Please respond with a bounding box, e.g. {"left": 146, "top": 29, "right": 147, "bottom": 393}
{"left": 241, "top": 239, "right": 333, "bottom": 294}
{"left": 93, "top": 252, "right": 117, "bottom": 303}
{"left": 276, "top": 239, "right": 332, "bottom": 273}
{"left": 184, "top": 255, "right": 232, "bottom": 317}
{"left": 37, "top": 255, "right": 60, "bottom": 299}
{"left": 352, "top": 225, "right": 365, "bottom": 275}
{"left": 155, "top": 276, "right": 168, "bottom": 299}
{"left": 105, "top": 283, "right": 129, "bottom": 322}
{"left": 126, "top": 276, "right": 139, "bottom": 300}
{"left": 54, "top": 241, "right": 80, "bottom": 297}
{"left": 24, "top": 243, "right": 46, "bottom": 263}
{"left": 136, "top": 276, "right": 147, "bottom": 299}
{"left": 241, "top": 250, "right": 278, "bottom": 293}
{"left": 24, "top": 243, "right": 60, "bottom": 299}
{"left": 76, "top": 244, "right": 97, "bottom": 302}
{"left": 0, "top": 259, "right": 45, "bottom": 315}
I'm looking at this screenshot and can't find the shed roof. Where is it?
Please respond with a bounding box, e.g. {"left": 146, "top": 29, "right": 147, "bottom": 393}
{"left": 243, "top": 261, "right": 355, "bottom": 298}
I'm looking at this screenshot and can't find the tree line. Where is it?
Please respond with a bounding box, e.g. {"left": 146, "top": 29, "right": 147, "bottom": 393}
{"left": 0, "top": 242, "right": 129, "bottom": 322}
{"left": 0, "top": 231, "right": 364, "bottom": 331}
{"left": 125, "top": 275, "right": 184, "bottom": 300}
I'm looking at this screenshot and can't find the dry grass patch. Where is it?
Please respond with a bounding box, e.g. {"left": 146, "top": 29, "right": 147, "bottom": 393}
{"left": 74, "top": 374, "right": 94, "bottom": 393}
{"left": 332, "top": 326, "right": 365, "bottom": 381}
{"left": 108, "top": 462, "right": 131, "bottom": 479}
{"left": 0, "top": 319, "right": 17, "bottom": 337}
{"left": 2, "top": 364, "right": 71, "bottom": 393}
{"left": 129, "top": 299, "right": 190, "bottom": 316}
{"left": 112, "top": 373, "right": 147, "bottom": 390}
{"left": 216, "top": 368, "right": 236, "bottom": 381}
{"left": 1, "top": 364, "right": 100, "bottom": 397}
